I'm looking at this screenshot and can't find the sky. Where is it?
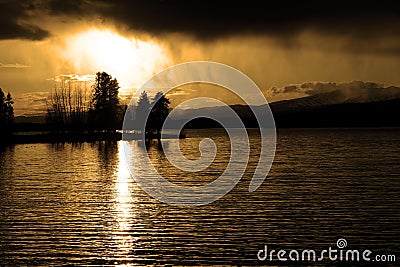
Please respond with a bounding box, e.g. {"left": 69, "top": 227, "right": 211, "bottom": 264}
{"left": 0, "top": 0, "right": 399, "bottom": 115}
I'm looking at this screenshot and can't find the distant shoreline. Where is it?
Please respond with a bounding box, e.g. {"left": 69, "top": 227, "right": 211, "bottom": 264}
{"left": 1, "top": 132, "right": 122, "bottom": 144}
{"left": 0, "top": 131, "right": 187, "bottom": 144}
{"left": 1, "top": 127, "right": 399, "bottom": 145}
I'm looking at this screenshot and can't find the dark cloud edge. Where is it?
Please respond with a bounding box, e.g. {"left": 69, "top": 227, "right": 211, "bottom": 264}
{"left": 1, "top": 0, "right": 400, "bottom": 41}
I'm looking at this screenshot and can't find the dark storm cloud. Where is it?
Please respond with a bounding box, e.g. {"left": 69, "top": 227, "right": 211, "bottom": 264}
{"left": 1, "top": 0, "right": 399, "bottom": 41}
{"left": 45, "top": 0, "right": 400, "bottom": 39}
{"left": 0, "top": 1, "right": 50, "bottom": 40}
{"left": 47, "top": 0, "right": 88, "bottom": 15}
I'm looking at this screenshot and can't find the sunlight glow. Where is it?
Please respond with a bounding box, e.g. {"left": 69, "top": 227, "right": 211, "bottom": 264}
{"left": 62, "top": 29, "right": 171, "bottom": 91}
{"left": 113, "top": 141, "right": 135, "bottom": 260}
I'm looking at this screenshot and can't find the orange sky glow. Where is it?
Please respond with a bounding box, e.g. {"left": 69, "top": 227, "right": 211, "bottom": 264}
{"left": 0, "top": 1, "right": 399, "bottom": 115}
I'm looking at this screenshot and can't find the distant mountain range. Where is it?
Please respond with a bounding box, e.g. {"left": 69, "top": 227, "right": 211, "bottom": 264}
{"left": 271, "top": 97, "right": 400, "bottom": 128}
{"left": 173, "top": 87, "right": 400, "bottom": 128}
{"left": 269, "top": 85, "right": 400, "bottom": 113}
{"left": 15, "top": 87, "right": 400, "bottom": 128}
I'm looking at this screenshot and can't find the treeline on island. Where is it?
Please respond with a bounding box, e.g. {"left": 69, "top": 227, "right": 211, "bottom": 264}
{"left": 46, "top": 71, "right": 124, "bottom": 132}
{"left": 0, "top": 89, "right": 14, "bottom": 136}
{"left": 0, "top": 71, "right": 171, "bottom": 143}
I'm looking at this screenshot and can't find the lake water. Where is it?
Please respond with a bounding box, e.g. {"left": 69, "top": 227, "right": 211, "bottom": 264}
{"left": 0, "top": 128, "right": 399, "bottom": 266}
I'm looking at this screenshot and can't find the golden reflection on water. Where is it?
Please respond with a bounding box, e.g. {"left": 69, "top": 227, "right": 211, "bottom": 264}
{"left": 0, "top": 130, "right": 400, "bottom": 266}
{"left": 112, "top": 141, "right": 136, "bottom": 262}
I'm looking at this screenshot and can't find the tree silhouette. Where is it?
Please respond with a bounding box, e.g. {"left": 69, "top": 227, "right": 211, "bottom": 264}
{"left": 5, "top": 92, "right": 14, "bottom": 125}
{"left": 89, "top": 72, "right": 121, "bottom": 131}
{"left": 149, "top": 92, "right": 170, "bottom": 135}
{"left": 46, "top": 80, "right": 90, "bottom": 131}
{"left": 134, "top": 91, "right": 170, "bottom": 136}
{"left": 135, "top": 91, "right": 150, "bottom": 132}
{"left": 0, "top": 88, "right": 14, "bottom": 135}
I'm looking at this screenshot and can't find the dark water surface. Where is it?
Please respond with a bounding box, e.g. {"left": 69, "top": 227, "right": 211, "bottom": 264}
{"left": 0, "top": 128, "right": 399, "bottom": 266}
